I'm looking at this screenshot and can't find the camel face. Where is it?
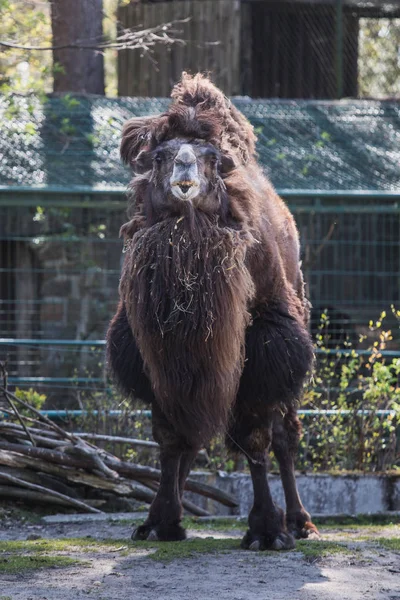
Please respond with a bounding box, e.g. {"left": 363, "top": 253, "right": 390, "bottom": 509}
{"left": 169, "top": 143, "right": 201, "bottom": 201}
{"left": 148, "top": 138, "right": 227, "bottom": 212}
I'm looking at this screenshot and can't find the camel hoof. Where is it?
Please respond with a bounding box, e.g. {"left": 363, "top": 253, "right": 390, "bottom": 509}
{"left": 249, "top": 540, "right": 261, "bottom": 551}
{"left": 271, "top": 532, "right": 295, "bottom": 551}
{"left": 147, "top": 529, "right": 159, "bottom": 541}
{"left": 131, "top": 526, "right": 148, "bottom": 541}
{"left": 241, "top": 529, "right": 294, "bottom": 552}
{"left": 131, "top": 522, "right": 186, "bottom": 542}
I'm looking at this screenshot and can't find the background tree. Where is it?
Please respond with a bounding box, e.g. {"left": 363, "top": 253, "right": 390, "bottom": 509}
{"left": 51, "top": 0, "right": 105, "bottom": 94}
{"left": 1, "top": 2, "right": 399, "bottom": 99}
{"left": 358, "top": 18, "right": 400, "bottom": 98}
{"left": 0, "top": 0, "right": 52, "bottom": 94}
{"left": 0, "top": 0, "right": 182, "bottom": 96}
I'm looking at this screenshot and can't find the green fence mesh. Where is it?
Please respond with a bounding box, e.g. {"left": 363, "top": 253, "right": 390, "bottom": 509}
{"left": 0, "top": 94, "right": 399, "bottom": 398}
{"left": 1, "top": 95, "right": 400, "bottom": 191}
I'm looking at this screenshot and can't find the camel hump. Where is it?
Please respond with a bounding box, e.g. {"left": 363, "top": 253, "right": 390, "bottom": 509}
{"left": 171, "top": 72, "right": 229, "bottom": 111}
{"left": 171, "top": 72, "right": 257, "bottom": 165}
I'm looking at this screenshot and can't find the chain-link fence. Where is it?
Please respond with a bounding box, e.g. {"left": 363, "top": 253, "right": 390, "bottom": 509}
{"left": 0, "top": 193, "right": 398, "bottom": 406}
{"left": 0, "top": 87, "right": 399, "bottom": 407}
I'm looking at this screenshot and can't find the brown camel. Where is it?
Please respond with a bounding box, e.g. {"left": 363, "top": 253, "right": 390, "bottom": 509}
{"left": 107, "top": 73, "right": 318, "bottom": 550}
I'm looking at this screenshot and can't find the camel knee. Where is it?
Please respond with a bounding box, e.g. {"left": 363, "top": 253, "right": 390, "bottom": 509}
{"left": 272, "top": 409, "right": 302, "bottom": 459}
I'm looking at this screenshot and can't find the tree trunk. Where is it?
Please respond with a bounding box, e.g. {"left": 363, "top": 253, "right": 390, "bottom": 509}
{"left": 51, "top": 0, "right": 105, "bottom": 94}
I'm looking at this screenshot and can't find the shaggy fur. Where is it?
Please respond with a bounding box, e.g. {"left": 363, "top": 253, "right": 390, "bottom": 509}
{"left": 119, "top": 213, "right": 254, "bottom": 446}
{"left": 237, "top": 305, "right": 314, "bottom": 412}
{"left": 120, "top": 73, "right": 256, "bottom": 171}
{"left": 107, "top": 72, "right": 317, "bottom": 547}
{"left": 106, "top": 301, "right": 153, "bottom": 403}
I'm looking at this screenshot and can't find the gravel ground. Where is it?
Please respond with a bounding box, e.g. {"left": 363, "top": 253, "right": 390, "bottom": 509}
{"left": 0, "top": 516, "right": 399, "bottom": 600}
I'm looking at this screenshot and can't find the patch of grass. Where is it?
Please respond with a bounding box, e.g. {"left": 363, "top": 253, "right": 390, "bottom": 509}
{"left": 0, "top": 537, "right": 111, "bottom": 574}
{"left": 368, "top": 538, "right": 400, "bottom": 553}
{"left": 129, "top": 537, "right": 241, "bottom": 562}
{"left": 182, "top": 517, "right": 247, "bottom": 532}
{"left": 129, "top": 537, "right": 358, "bottom": 563}
{"left": 0, "top": 538, "right": 129, "bottom": 554}
{"left": 314, "top": 514, "right": 400, "bottom": 528}
{"left": 0, "top": 554, "right": 80, "bottom": 574}
{"left": 297, "top": 540, "right": 354, "bottom": 562}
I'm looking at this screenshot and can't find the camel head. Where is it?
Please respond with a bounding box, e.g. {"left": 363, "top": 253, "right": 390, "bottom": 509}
{"left": 134, "top": 138, "right": 235, "bottom": 213}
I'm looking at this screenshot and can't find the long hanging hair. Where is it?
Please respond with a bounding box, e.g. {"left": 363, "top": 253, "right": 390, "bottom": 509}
{"left": 120, "top": 211, "right": 255, "bottom": 445}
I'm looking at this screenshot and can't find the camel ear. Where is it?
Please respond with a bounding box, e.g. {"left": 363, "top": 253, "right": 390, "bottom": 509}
{"left": 133, "top": 149, "right": 153, "bottom": 174}
{"left": 219, "top": 153, "right": 236, "bottom": 174}
{"left": 120, "top": 116, "right": 153, "bottom": 166}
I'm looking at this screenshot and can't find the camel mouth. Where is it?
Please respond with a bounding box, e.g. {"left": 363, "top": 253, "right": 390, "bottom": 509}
{"left": 171, "top": 180, "right": 199, "bottom": 201}
{"left": 177, "top": 182, "right": 193, "bottom": 194}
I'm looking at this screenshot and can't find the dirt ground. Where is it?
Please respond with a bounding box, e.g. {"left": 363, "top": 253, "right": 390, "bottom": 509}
{"left": 0, "top": 515, "right": 399, "bottom": 600}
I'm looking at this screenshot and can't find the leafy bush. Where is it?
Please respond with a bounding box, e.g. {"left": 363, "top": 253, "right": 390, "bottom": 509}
{"left": 297, "top": 309, "right": 399, "bottom": 472}
{"left": 14, "top": 387, "right": 47, "bottom": 412}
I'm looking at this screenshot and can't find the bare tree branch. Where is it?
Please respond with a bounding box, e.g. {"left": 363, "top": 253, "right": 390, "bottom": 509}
{"left": 0, "top": 362, "right": 36, "bottom": 447}
{"left": 0, "top": 19, "right": 189, "bottom": 52}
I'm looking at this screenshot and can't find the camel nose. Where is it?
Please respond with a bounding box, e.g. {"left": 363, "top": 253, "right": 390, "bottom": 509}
{"left": 174, "top": 144, "right": 196, "bottom": 166}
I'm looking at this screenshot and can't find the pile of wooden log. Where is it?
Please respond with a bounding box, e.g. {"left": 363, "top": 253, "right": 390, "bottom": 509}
{"left": 0, "top": 365, "right": 237, "bottom": 516}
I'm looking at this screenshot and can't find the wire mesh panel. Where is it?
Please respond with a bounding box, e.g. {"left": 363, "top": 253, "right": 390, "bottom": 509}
{"left": 0, "top": 196, "right": 124, "bottom": 402}
{"left": 292, "top": 195, "right": 400, "bottom": 344}
{"left": 0, "top": 193, "right": 398, "bottom": 405}
{"left": 0, "top": 93, "right": 399, "bottom": 404}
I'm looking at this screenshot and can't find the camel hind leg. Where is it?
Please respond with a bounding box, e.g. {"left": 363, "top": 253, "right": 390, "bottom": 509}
{"left": 229, "top": 305, "right": 316, "bottom": 550}
{"left": 272, "top": 409, "right": 319, "bottom": 539}
{"left": 227, "top": 412, "right": 294, "bottom": 551}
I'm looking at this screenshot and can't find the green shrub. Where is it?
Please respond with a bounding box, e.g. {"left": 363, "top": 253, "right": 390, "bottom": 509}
{"left": 297, "top": 309, "right": 399, "bottom": 472}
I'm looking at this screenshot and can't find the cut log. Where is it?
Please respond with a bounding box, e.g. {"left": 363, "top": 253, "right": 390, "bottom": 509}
{"left": 0, "top": 470, "right": 101, "bottom": 514}
{"left": 0, "top": 443, "right": 238, "bottom": 508}
{"left": 0, "top": 449, "right": 155, "bottom": 503}
{"left": 0, "top": 464, "right": 80, "bottom": 498}
{"left": 0, "top": 485, "right": 81, "bottom": 508}
{"left": 73, "top": 433, "right": 158, "bottom": 448}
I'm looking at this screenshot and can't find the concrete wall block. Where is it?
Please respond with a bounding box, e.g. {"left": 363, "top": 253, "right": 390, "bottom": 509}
{"left": 187, "top": 472, "right": 400, "bottom": 517}
{"left": 392, "top": 477, "right": 400, "bottom": 510}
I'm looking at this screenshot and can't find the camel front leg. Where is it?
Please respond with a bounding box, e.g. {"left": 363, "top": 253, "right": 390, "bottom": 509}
{"left": 131, "top": 404, "right": 188, "bottom": 541}
{"left": 227, "top": 414, "right": 295, "bottom": 551}
{"left": 132, "top": 445, "right": 186, "bottom": 541}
